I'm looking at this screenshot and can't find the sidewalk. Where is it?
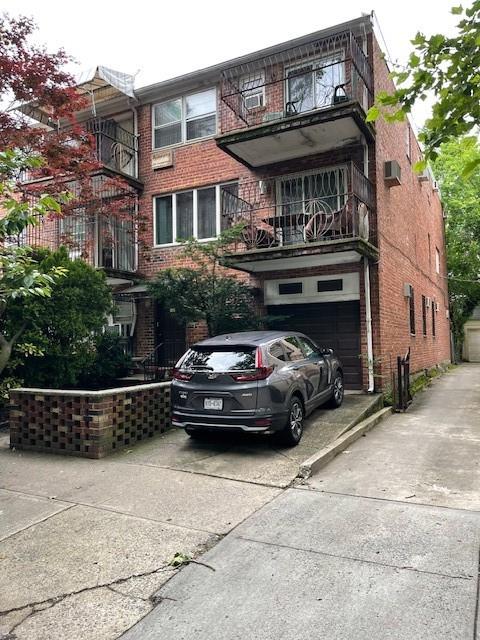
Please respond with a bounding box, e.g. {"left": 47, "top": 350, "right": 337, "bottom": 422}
{"left": 0, "top": 391, "right": 377, "bottom": 639}
{"left": 123, "top": 364, "right": 480, "bottom": 640}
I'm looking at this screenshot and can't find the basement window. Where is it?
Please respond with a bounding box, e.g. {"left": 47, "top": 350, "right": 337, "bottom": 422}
{"left": 278, "top": 282, "right": 303, "bottom": 295}
{"left": 317, "top": 279, "right": 343, "bottom": 292}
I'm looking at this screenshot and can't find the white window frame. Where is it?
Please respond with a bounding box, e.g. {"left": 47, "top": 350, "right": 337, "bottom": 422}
{"left": 152, "top": 88, "right": 217, "bottom": 150}
{"left": 153, "top": 181, "right": 237, "bottom": 247}
{"left": 240, "top": 71, "right": 265, "bottom": 110}
{"left": 285, "top": 52, "right": 345, "bottom": 114}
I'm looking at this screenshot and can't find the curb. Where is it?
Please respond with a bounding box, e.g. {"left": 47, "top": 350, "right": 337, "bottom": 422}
{"left": 298, "top": 406, "right": 392, "bottom": 479}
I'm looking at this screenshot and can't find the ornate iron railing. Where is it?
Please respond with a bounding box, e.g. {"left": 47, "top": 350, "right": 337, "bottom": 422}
{"left": 85, "top": 118, "right": 138, "bottom": 178}
{"left": 220, "top": 162, "right": 374, "bottom": 250}
{"left": 220, "top": 30, "right": 373, "bottom": 133}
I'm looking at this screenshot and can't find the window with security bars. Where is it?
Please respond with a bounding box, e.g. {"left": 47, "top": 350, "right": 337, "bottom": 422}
{"left": 286, "top": 54, "right": 345, "bottom": 115}
{"left": 277, "top": 167, "right": 347, "bottom": 245}
{"left": 409, "top": 288, "right": 416, "bottom": 335}
{"left": 432, "top": 301, "right": 436, "bottom": 337}
{"left": 422, "top": 295, "right": 427, "bottom": 336}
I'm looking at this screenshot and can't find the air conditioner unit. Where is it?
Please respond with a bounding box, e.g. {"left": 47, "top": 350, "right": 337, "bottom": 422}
{"left": 426, "top": 297, "right": 431, "bottom": 308}
{"left": 435, "top": 301, "right": 440, "bottom": 312}
{"left": 432, "top": 180, "right": 439, "bottom": 191}
{"left": 418, "top": 170, "right": 429, "bottom": 182}
{"left": 259, "top": 180, "right": 268, "bottom": 195}
{"left": 384, "top": 160, "right": 401, "bottom": 186}
{"left": 244, "top": 93, "right": 262, "bottom": 110}
{"left": 403, "top": 283, "right": 413, "bottom": 298}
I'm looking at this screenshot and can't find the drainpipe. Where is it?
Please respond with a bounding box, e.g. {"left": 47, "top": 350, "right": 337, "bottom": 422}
{"left": 361, "top": 137, "right": 375, "bottom": 392}
{"left": 364, "top": 257, "right": 375, "bottom": 393}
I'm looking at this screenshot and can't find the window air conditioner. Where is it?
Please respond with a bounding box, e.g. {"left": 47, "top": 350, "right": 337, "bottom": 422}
{"left": 384, "top": 160, "right": 401, "bottom": 186}
{"left": 426, "top": 297, "right": 431, "bottom": 308}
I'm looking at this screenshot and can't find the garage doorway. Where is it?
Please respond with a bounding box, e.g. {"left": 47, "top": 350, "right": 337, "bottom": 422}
{"left": 269, "top": 300, "right": 362, "bottom": 389}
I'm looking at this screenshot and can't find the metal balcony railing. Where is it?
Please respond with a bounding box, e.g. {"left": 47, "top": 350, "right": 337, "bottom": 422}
{"left": 8, "top": 206, "right": 137, "bottom": 273}
{"left": 220, "top": 163, "right": 374, "bottom": 251}
{"left": 85, "top": 118, "right": 138, "bottom": 178}
{"left": 220, "top": 30, "right": 373, "bottom": 133}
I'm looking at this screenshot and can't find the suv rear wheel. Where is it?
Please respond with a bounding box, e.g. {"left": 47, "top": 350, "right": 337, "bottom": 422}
{"left": 277, "top": 396, "right": 304, "bottom": 446}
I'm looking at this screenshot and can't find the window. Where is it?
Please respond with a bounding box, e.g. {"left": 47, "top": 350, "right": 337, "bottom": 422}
{"left": 435, "top": 248, "right": 440, "bottom": 274}
{"left": 409, "top": 287, "right": 416, "bottom": 335}
{"left": 282, "top": 336, "right": 305, "bottom": 362}
{"left": 153, "top": 89, "right": 216, "bottom": 149}
{"left": 317, "top": 279, "right": 343, "bottom": 292}
{"left": 59, "top": 212, "right": 88, "bottom": 260}
{"left": 296, "top": 336, "right": 320, "bottom": 358}
{"left": 432, "top": 300, "right": 436, "bottom": 337}
{"left": 286, "top": 54, "right": 345, "bottom": 115}
{"left": 181, "top": 347, "right": 256, "bottom": 372}
{"left": 154, "top": 182, "right": 237, "bottom": 245}
{"left": 406, "top": 124, "right": 411, "bottom": 162}
{"left": 268, "top": 341, "right": 286, "bottom": 362}
{"left": 278, "top": 282, "right": 303, "bottom": 295}
{"left": 422, "top": 295, "right": 427, "bottom": 336}
{"left": 240, "top": 71, "right": 265, "bottom": 110}
{"left": 277, "top": 167, "right": 347, "bottom": 245}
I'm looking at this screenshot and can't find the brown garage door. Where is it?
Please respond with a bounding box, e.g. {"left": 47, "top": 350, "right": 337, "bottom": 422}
{"left": 269, "top": 301, "right": 362, "bottom": 389}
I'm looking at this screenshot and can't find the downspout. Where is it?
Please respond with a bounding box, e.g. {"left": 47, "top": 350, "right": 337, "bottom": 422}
{"left": 362, "top": 136, "right": 375, "bottom": 392}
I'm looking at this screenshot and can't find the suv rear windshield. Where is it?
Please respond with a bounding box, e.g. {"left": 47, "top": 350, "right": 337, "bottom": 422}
{"left": 180, "top": 347, "right": 256, "bottom": 372}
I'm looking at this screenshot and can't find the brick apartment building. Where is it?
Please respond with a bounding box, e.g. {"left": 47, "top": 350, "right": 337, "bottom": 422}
{"left": 21, "top": 15, "right": 450, "bottom": 391}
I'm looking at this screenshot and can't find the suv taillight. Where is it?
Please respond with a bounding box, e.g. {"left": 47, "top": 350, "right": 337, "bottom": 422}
{"left": 230, "top": 347, "right": 272, "bottom": 382}
{"left": 172, "top": 368, "right": 193, "bottom": 381}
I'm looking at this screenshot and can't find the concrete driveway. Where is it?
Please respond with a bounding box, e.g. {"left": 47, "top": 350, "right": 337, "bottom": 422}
{"left": 122, "top": 364, "right": 480, "bottom": 640}
{"left": 0, "top": 392, "right": 378, "bottom": 639}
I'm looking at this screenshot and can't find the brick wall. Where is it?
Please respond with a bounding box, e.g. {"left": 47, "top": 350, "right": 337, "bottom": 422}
{"left": 9, "top": 382, "right": 171, "bottom": 459}
{"left": 371, "top": 37, "right": 451, "bottom": 384}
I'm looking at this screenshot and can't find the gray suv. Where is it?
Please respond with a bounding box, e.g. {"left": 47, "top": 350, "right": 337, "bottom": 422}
{"left": 171, "top": 331, "right": 344, "bottom": 446}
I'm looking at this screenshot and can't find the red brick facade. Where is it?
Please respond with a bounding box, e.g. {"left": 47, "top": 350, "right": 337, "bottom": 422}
{"left": 109, "top": 20, "right": 451, "bottom": 389}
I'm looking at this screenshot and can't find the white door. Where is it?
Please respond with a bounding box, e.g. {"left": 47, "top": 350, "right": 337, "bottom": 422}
{"left": 467, "top": 329, "right": 480, "bottom": 362}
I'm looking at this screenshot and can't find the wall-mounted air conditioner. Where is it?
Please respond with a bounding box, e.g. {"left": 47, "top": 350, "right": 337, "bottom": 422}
{"left": 426, "top": 297, "right": 431, "bottom": 308}
{"left": 435, "top": 301, "right": 440, "bottom": 312}
{"left": 403, "top": 283, "right": 413, "bottom": 298}
{"left": 384, "top": 160, "right": 401, "bottom": 186}
{"left": 432, "top": 180, "right": 440, "bottom": 191}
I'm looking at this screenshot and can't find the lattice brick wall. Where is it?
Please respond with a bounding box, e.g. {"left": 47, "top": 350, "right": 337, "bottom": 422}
{"left": 9, "top": 382, "right": 171, "bottom": 459}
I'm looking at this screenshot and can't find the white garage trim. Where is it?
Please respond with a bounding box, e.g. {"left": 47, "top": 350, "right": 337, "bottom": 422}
{"left": 264, "top": 272, "right": 360, "bottom": 306}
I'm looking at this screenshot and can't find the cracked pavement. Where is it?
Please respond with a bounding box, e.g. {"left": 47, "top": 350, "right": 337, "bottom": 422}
{"left": 0, "top": 393, "right": 374, "bottom": 638}
{"left": 122, "top": 365, "right": 480, "bottom": 640}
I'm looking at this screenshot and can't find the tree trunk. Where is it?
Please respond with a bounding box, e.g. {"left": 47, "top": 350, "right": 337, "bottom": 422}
{"left": 0, "top": 341, "right": 13, "bottom": 377}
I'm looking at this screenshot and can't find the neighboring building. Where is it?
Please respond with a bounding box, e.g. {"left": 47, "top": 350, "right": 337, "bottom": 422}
{"left": 463, "top": 306, "right": 480, "bottom": 362}
{"left": 21, "top": 15, "right": 450, "bottom": 390}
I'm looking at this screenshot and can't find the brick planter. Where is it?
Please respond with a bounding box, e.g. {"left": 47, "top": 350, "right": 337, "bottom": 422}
{"left": 9, "top": 382, "right": 171, "bottom": 459}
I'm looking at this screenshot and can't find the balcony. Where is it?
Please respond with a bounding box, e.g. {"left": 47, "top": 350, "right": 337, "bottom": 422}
{"left": 10, "top": 188, "right": 137, "bottom": 276}
{"left": 85, "top": 117, "right": 139, "bottom": 182}
{"left": 221, "top": 162, "right": 377, "bottom": 272}
{"left": 217, "top": 30, "right": 374, "bottom": 167}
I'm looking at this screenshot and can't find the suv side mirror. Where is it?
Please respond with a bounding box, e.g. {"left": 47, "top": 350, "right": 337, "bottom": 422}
{"left": 321, "top": 347, "right": 334, "bottom": 356}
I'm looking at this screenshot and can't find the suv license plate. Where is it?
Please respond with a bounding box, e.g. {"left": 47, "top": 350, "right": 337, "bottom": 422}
{"left": 204, "top": 398, "right": 223, "bottom": 410}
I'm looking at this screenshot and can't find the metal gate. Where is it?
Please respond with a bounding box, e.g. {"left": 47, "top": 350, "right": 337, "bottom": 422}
{"left": 393, "top": 347, "right": 411, "bottom": 412}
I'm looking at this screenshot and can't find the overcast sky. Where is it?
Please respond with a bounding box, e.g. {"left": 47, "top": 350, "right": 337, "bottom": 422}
{"left": 3, "top": 0, "right": 458, "bottom": 129}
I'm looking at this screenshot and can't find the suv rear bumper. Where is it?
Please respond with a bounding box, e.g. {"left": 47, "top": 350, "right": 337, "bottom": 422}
{"left": 171, "top": 409, "right": 287, "bottom": 433}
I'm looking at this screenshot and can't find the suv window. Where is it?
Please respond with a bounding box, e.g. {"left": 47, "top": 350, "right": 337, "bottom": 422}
{"left": 268, "top": 341, "right": 286, "bottom": 362}
{"left": 296, "top": 336, "right": 320, "bottom": 358}
{"left": 181, "top": 347, "right": 256, "bottom": 371}
{"left": 282, "top": 336, "right": 305, "bottom": 362}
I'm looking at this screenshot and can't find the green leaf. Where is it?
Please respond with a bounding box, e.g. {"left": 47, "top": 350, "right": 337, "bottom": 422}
{"left": 451, "top": 5, "right": 463, "bottom": 14}
{"left": 413, "top": 159, "right": 428, "bottom": 173}
{"left": 409, "top": 53, "right": 421, "bottom": 67}
{"left": 365, "top": 105, "right": 380, "bottom": 122}
{"left": 461, "top": 157, "right": 480, "bottom": 178}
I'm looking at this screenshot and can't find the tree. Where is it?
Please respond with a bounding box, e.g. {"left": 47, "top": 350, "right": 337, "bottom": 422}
{"left": 148, "top": 229, "right": 262, "bottom": 337}
{"left": 0, "top": 150, "right": 67, "bottom": 376}
{"left": 4, "top": 246, "right": 115, "bottom": 388}
{"left": 431, "top": 137, "right": 480, "bottom": 354}
{"left": 367, "top": 1, "right": 480, "bottom": 174}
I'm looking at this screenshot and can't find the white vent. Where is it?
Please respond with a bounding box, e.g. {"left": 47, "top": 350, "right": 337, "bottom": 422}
{"left": 384, "top": 160, "right": 401, "bottom": 186}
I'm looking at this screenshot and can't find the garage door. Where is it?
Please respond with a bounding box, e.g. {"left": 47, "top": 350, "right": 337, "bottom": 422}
{"left": 467, "top": 329, "right": 480, "bottom": 362}
{"left": 269, "top": 301, "right": 362, "bottom": 389}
